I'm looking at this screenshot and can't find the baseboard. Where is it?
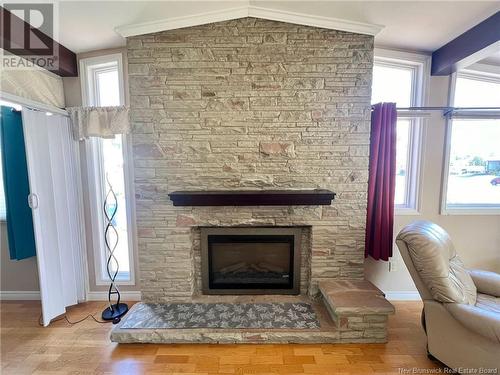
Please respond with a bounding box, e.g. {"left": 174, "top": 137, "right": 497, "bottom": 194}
{"left": 0, "top": 291, "right": 41, "bottom": 300}
{"left": 86, "top": 291, "right": 142, "bottom": 301}
{"left": 385, "top": 291, "right": 421, "bottom": 301}
{"left": 0, "top": 290, "right": 142, "bottom": 302}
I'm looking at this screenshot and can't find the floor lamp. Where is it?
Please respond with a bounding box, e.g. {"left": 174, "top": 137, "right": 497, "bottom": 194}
{"left": 101, "top": 174, "right": 128, "bottom": 323}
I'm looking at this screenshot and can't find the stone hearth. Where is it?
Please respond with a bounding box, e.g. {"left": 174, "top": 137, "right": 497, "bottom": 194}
{"left": 112, "top": 295, "right": 337, "bottom": 344}
{"left": 111, "top": 280, "right": 394, "bottom": 344}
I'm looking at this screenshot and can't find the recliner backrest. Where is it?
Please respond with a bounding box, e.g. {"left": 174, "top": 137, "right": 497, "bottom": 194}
{"left": 396, "top": 221, "right": 476, "bottom": 305}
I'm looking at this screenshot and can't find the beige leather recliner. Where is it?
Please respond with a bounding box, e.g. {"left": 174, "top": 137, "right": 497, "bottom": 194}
{"left": 396, "top": 221, "right": 500, "bottom": 370}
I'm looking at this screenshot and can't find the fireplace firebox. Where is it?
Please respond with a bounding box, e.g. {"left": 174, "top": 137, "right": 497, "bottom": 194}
{"left": 201, "top": 228, "right": 302, "bottom": 295}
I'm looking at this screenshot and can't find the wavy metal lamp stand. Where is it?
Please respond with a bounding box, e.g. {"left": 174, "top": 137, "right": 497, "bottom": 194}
{"left": 101, "top": 174, "right": 128, "bottom": 322}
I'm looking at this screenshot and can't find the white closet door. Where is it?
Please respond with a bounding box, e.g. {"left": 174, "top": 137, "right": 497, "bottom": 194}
{"left": 22, "top": 109, "right": 83, "bottom": 326}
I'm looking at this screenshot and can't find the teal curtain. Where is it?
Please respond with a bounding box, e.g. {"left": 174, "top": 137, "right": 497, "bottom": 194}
{"left": 0, "top": 106, "right": 36, "bottom": 260}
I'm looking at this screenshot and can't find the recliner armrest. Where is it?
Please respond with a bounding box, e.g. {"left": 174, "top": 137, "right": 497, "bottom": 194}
{"left": 469, "top": 270, "right": 500, "bottom": 297}
{"left": 446, "top": 303, "right": 500, "bottom": 343}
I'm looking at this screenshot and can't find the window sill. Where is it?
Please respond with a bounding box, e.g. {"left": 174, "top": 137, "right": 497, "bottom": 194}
{"left": 441, "top": 206, "right": 500, "bottom": 215}
{"left": 95, "top": 278, "right": 135, "bottom": 286}
{"left": 395, "top": 207, "right": 421, "bottom": 216}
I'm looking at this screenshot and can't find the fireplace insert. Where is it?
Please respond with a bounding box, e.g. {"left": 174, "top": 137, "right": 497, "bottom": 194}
{"left": 201, "top": 227, "right": 301, "bottom": 295}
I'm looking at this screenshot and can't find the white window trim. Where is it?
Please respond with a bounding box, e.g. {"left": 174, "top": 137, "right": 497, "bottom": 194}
{"left": 79, "top": 53, "right": 125, "bottom": 107}
{"left": 440, "top": 70, "right": 500, "bottom": 215}
{"left": 374, "top": 48, "right": 430, "bottom": 215}
{"left": 80, "top": 53, "right": 138, "bottom": 285}
{"left": 396, "top": 118, "right": 425, "bottom": 215}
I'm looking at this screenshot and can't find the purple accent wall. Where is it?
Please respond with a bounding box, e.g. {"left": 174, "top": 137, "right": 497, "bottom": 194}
{"left": 431, "top": 11, "right": 500, "bottom": 76}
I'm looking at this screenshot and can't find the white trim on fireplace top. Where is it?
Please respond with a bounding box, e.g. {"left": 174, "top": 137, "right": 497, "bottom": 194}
{"left": 115, "top": 5, "right": 384, "bottom": 38}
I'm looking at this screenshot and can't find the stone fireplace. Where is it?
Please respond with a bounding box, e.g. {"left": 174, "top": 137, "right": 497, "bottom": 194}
{"left": 127, "top": 17, "right": 374, "bottom": 302}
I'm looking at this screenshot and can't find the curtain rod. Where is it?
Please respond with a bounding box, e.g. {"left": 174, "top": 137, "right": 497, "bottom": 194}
{"left": 398, "top": 106, "right": 500, "bottom": 111}
{"left": 371, "top": 105, "right": 500, "bottom": 111}
{"left": 0, "top": 91, "right": 68, "bottom": 117}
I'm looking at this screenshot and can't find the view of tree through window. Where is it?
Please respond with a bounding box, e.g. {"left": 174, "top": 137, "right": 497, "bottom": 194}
{"left": 445, "top": 74, "right": 500, "bottom": 208}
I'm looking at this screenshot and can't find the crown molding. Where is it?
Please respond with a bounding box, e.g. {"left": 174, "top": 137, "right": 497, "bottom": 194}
{"left": 115, "top": 6, "right": 249, "bottom": 37}
{"left": 115, "top": 5, "right": 383, "bottom": 38}
{"left": 248, "top": 6, "right": 383, "bottom": 36}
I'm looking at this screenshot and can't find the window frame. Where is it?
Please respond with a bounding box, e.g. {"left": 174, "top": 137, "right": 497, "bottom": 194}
{"left": 441, "top": 68, "right": 500, "bottom": 215}
{"left": 80, "top": 53, "right": 137, "bottom": 285}
{"left": 373, "top": 48, "right": 430, "bottom": 215}
{"left": 80, "top": 53, "right": 125, "bottom": 107}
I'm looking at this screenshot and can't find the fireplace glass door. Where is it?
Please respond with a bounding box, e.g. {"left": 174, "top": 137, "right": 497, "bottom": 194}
{"left": 201, "top": 228, "right": 301, "bottom": 295}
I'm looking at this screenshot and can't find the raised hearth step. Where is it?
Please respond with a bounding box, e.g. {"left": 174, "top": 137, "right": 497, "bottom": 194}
{"left": 319, "top": 280, "right": 395, "bottom": 342}
{"left": 319, "top": 280, "right": 395, "bottom": 316}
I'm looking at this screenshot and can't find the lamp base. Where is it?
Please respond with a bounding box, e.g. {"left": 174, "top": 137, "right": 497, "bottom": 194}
{"left": 102, "top": 303, "right": 128, "bottom": 321}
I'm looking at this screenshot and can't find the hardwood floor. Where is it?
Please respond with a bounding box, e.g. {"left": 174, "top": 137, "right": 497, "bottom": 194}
{"left": 0, "top": 300, "right": 444, "bottom": 374}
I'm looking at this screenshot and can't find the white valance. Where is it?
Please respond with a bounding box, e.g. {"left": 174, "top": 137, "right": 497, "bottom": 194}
{"left": 67, "top": 106, "right": 130, "bottom": 140}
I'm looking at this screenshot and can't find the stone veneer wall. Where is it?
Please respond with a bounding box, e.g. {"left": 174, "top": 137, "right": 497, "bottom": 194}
{"left": 127, "top": 18, "right": 373, "bottom": 302}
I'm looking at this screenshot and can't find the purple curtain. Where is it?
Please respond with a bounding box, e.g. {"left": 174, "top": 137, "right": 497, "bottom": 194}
{"left": 365, "top": 103, "right": 397, "bottom": 261}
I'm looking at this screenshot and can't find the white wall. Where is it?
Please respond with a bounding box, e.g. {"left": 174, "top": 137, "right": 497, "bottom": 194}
{"left": 365, "top": 74, "right": 500, "bottom": 299}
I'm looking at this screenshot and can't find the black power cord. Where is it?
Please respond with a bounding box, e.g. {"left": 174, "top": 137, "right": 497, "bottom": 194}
{"left": 38, "top": 308, "right": 112, "bottom": 326}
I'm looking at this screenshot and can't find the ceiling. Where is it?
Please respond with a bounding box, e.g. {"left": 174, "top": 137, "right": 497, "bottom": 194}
{"left": 481, "top": 50, "right": 500, "bottom": 65}
{"left": 55, "top": 1, "right": 499, "bottom": 58}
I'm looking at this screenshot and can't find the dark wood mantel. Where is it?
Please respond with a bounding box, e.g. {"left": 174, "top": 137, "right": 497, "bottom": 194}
{"left": 168, "top": 190, "right": 336, "bottom": 206}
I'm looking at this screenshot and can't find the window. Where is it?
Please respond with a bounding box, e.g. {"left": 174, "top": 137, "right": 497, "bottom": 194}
{"left": 443, "top": 71, "right": 500, "bottom": 213}
{"left": 372, "top": 50, "right": 428, "bottom": 212}
{"left": 82, "top": 54, "right": 124, "bottom": 107}
{"left": 80, "top": 54, "right": 136, "bottom": 284}
{"left": 372, "top": 64, "right": 413, "bottom": 107}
